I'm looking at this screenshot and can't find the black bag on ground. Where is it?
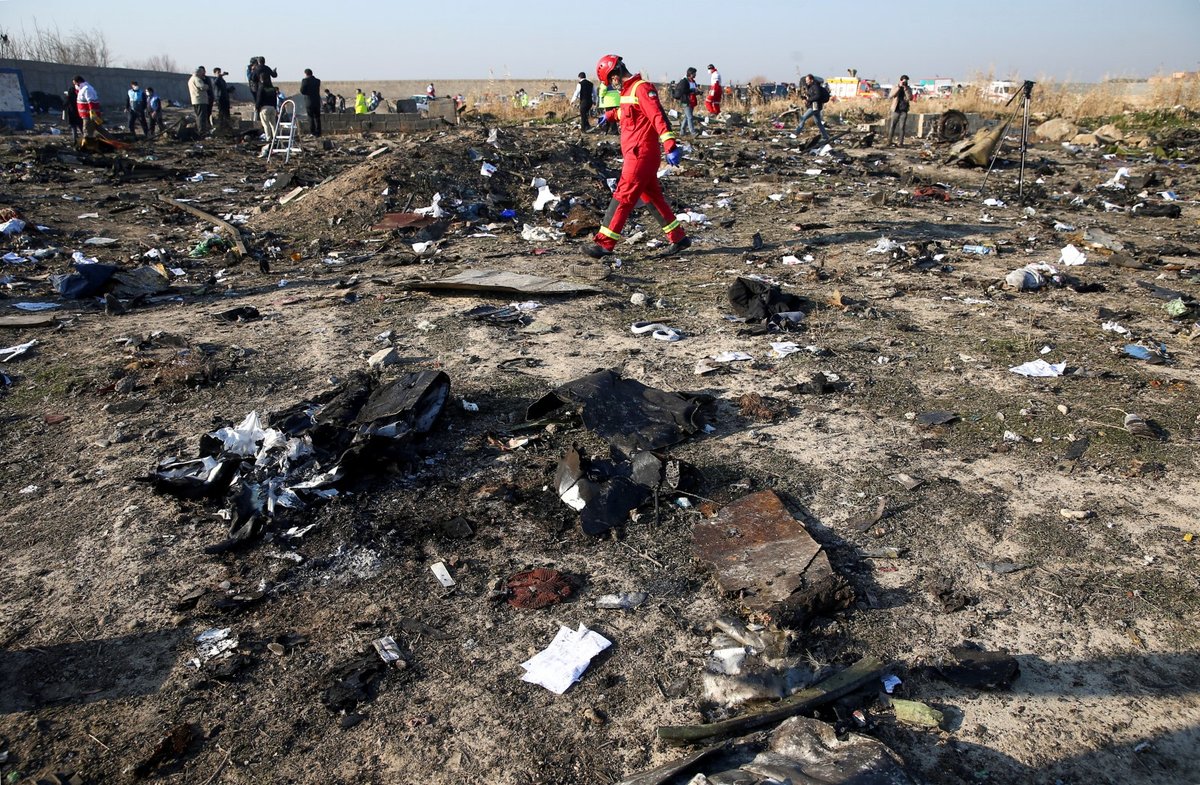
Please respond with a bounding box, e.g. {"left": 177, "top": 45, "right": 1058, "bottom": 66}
{"left": 729, "top": 276, "right": 804, "bottom": 321}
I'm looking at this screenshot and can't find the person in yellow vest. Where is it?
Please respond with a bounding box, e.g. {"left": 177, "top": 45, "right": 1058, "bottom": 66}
{"left": 354, "top": 89, "right": 368, "bottom": 114}
{"left": 597, "top": 79, "right": 620, "bottom": 135}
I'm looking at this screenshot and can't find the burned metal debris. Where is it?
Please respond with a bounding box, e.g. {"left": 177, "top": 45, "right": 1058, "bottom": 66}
{"left": 692, "top": 490, "right": 853, "bottom": 628}
{"left": 528, "top": 369, "right": 708, "bottom": 458}
{"left": 148, "top": 370, "right": 450, "bottom": 551}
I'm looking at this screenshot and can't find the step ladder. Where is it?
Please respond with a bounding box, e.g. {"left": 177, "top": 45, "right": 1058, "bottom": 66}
{"left": 268, "top": 98, "right": 298, "bottom": 162}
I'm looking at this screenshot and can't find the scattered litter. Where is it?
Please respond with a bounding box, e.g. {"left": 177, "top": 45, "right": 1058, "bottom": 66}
{"left": 506, "top": 568, "right": 574, "bottom": 609}
{"left": 1059, "top": 244, "right": 1087, "bottom": 266}
{"left": 532, "top": 182, "right": 560, "bottom": 212}
{"left": 631, "top": 321, "right": 683, "bottom": 342}
{"left": 711, "top": 351, "right": 753, "bottom": 363}
{"left": 195, "top": 627, "right": 237, "bottom": 663}
{"left": 430, "top": 561, "right": 456, "bottom": 588}
{"left": 1124, "top": 412, "right": 1161, "bottom": 440}
{"left": 1009, "top": 359, "right": 1066, "bottom": 377}
{"left": 891, "top": 698, "right": 944, "bottom": 729}
{"left": 519, "top": 623, "right": 612, "bottom": 694}
{"left": 882, "top": 675, "right": 902, "bottom": 694}
{"left": 0, "top": 339, "right": 36, "bottom": 362}
{"left": 596, "top": 592, "right": 648, "bottom": 610}
{"left": 520, "top": 224, "right": 565, "bottom": 243}
{"left": 867, "top": 237, "right": 901, "bottom": 255}
{"left": 13, "top": 302, "right": 61, "bottom": 312}
{"left": 414, "top": 193, "right": 446, "bottom": 218}
{"left": 371, "top": 636, "right": 405, "bottom": 667}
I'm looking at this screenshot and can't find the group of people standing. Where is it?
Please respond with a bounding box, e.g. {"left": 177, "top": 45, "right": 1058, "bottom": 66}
{"left": 186, "top": 66, "right": 234, "bottom": 137}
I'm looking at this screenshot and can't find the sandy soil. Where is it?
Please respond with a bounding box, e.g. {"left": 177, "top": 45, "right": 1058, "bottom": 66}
{"left": 0, "top": 104, "right": 1198, "bottom": 785}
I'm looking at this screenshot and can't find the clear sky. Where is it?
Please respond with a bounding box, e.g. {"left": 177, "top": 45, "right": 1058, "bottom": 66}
{"left": 2, "top": 0, "right": 1198, "bottom": 85}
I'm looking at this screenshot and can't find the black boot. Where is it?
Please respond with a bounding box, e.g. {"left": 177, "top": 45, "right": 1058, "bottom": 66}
{"left": 659, "top": 236, "right": 691, "bottom": 257}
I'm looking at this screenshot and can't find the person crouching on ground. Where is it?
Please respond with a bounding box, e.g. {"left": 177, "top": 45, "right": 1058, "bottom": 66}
{"left": 582, "top": 54, "right": 690, "bottom": 260}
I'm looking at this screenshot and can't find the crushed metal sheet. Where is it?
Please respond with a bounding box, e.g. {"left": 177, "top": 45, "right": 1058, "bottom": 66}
{"left": 692, "top": 490, "right": 852, "bottom": 628}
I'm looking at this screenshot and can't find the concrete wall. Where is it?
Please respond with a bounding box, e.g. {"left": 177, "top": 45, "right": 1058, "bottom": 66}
{"left": 318, "top": 113, "right": 449, "bottom": 135}
{"left": 0, "top": 58, "right": 191, "bottom": 110}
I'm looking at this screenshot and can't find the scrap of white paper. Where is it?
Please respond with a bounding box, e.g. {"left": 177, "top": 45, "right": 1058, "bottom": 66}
{"left": 533, "top": 185, "right": 560, "bottom": 211}
{"left": 430, "top": 561, "right": 456, "bottom": 588}
{"left": 520, "top": 623, "right": 612, "bottom": 694}
{"left": 711, "top": 351, "right": 753, "bottom": 363}
{"left": 1009, "top": 359, "right": 1066, "bottom": 378}
{"left": 1059, "top": 244, "right": 1087, "bottom": 266}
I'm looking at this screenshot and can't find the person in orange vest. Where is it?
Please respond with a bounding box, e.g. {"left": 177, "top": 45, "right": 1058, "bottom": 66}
{"left": 582, "top": 54, "right": 690, "bottom": 259}
{"left": 705, "top": 64, "right": 722, "bottom": 116}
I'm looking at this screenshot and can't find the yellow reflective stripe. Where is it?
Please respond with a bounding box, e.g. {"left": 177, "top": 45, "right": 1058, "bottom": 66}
{"left": 620, "top": 79, "right": 644, "bottom": 104}
{"left": 659, "top": 132, "right": 676, "bottom": 143}
{"left": 662, "top": 220, "right": 680, "bottom": 234}
{"left": 598, "top": 226, "right": 620, "bottom": 240}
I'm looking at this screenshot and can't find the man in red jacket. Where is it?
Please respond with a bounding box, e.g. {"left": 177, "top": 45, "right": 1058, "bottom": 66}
{"left": 583, "top": 54, "right": 690, "bottom": 259}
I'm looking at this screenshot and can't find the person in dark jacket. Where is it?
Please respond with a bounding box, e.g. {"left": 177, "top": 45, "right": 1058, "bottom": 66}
{"left": 253, "top": 60, "right": 280, "bottom": 155}
{"left": 300, "top": 68, "right": 322, "bottom": 137}
{"left": 63, "top": 83, "right": 83, "bottom": 143}
{"left": 212, "top": 68, "right": 232, "bottom": 133}
{"left": 886, "top": 74, "right": 913, "bottom": 146}
{"left": 794, "top": 73, "right": 830, "bottom": 142}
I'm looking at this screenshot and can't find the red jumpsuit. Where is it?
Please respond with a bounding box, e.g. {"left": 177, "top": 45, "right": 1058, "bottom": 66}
{"left": 594, "top": 74, "right": 686, "bottom": 251}
{"left": 705, "top": 69, "right": 722, "bottom": 115}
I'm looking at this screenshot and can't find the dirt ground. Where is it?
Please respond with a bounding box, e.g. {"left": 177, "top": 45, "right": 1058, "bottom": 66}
{"left": 1, "top": 103, "right": 1198, "bottom": 785}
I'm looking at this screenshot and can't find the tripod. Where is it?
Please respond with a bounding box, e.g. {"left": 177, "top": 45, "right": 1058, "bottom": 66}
{"left": 978, "top": 80, "right": 1036, "bottom": 201}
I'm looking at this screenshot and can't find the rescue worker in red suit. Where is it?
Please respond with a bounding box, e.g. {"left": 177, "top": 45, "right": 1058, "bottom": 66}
{"left": 705, "top": 64, "right": 722, "bottom": 116}
{"left": 584, "top": 55, "right": 691, "bottom": 259}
